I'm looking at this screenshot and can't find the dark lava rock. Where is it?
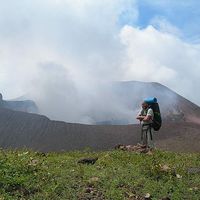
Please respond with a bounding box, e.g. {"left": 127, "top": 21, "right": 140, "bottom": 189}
{"left": 78, "top": 157, "right": 98, "bottom": 165}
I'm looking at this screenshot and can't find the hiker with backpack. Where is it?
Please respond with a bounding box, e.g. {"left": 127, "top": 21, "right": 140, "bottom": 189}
{"left": 136, "top": 97, "right": 162, "bottom": 149}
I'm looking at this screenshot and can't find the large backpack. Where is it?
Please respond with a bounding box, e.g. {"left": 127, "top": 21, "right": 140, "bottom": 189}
{"left": 144, "top": 97, "right": 162, "bottom": 131}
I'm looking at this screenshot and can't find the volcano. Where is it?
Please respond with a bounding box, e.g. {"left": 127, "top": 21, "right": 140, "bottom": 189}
{"left": 0, "top": 81, "right": 199, "bottom": 153}
{"left": 92, "top": 81, "right": 200, "bottom": 125}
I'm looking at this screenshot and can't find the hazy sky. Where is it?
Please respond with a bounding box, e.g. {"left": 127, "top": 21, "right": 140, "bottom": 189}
{"left": 0, "top": 0, "right": 200, "bottom": 115}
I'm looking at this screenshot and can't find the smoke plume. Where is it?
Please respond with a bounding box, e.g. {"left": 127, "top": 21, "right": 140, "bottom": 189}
{"left": 0, "top": 0, "right": 200, "bottom": 123}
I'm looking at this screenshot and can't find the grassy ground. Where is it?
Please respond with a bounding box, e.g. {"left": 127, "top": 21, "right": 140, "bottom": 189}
{"left": 0, "top": 148, "right": 199, "bottom": 200}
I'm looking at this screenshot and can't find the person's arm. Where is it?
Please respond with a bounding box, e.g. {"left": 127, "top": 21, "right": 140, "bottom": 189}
{"left": 136, "top": 110, "right": 145, "bottom": 121}
{"left": 136, "top": 115, "right": 145, "bottom": 121}
{"left": 143, "top": 115, "right": 152, "bottom": 122}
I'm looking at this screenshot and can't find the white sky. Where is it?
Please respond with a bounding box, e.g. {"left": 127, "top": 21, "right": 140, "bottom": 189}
{"left": 0, "top": 0, "right": 200, "bottom": 111}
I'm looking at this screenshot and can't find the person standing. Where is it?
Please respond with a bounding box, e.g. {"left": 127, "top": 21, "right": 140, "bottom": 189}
{"left": 136, "top": 101, "right": 154, "bottom": 149}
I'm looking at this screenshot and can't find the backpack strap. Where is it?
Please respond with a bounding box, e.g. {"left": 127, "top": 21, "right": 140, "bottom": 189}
{"left": 141, "top": 108, "right": 148, "bottom": 116}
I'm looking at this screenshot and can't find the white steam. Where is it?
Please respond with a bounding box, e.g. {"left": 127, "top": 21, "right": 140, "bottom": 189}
{"left": 0, "top": 0, "right": 200, "bottom": 123}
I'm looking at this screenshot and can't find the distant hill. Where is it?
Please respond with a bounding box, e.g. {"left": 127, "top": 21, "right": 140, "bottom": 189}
{"left": 0, "top": 93, "right": 38, "bottom": 113}
{"left": 2, "top": 81, "right": 199, "bottom": 126}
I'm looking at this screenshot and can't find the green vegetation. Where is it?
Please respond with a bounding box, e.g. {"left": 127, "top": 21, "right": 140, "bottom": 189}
{"left": 0, "top": 148, "right": 199, "bottom": 200}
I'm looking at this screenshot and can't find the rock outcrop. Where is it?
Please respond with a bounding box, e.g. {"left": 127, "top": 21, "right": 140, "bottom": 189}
{"left": 0, "top": 93, "right": 38, "bottom": 113}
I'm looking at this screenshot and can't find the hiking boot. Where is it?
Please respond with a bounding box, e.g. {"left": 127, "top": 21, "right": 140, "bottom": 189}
{"left": 137, "top": 143, "right": 147, "bottom": 148}
{"left": 140, "top": 144, "right": 147, "bottom": 148}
